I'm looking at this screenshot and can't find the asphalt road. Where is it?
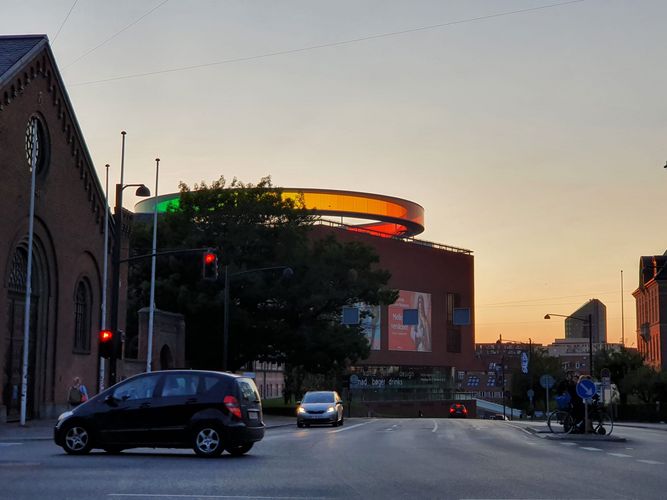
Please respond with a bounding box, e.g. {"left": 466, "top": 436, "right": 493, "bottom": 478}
{"left": 1, "top": 418, "right": 666, "bottom": 499}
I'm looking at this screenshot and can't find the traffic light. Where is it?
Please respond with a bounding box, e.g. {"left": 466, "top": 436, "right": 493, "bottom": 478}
{"left": 99, "top": 329, "right": 114, "bottom": 359}
{"left": 202, "top": 249, "right": 218, "bottom": 281}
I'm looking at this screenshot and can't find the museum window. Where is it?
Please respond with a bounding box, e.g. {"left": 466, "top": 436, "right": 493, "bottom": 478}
{"left": 447, "top": 293, "right": 462, "bottom": 353}
{"left": 74, "top": 279, "right": 92, "bottom": 353}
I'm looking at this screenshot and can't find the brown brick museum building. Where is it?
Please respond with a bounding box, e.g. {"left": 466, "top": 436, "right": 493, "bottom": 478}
{"left": 0, "top": 35, "right": 107, "bottom": 421}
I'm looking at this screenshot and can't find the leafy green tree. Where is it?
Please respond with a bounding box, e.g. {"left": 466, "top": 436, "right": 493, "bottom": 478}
{"left": 127, "top": 176, "right": 396, "bottom": 382}
{"left": 593, "top": 348, "right": 645, "bottom": 404}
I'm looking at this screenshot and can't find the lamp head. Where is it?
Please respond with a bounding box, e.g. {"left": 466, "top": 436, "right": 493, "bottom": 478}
{"left": 135, "top": 185, "right": 151, "bottom": 197}
{"left": 544, "top": 314, "right": 551, "bottom": 320}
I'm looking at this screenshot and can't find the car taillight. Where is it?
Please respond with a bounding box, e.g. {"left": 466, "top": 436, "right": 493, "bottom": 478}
{"left": 224, "top": 395, "right": 242, "bottom": 419}
{"left": 463, "top": 407, "right": 468, "bottom": 414}
{"left": 449, "top": 408, "right": 455, "bottom": 413}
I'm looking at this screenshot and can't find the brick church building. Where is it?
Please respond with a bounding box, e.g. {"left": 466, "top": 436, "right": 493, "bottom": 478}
{"left": 0, "top": 35, "right": 108, "bottom": 421}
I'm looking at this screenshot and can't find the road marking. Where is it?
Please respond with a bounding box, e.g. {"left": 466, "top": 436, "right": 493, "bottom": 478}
{"left": 329, "top": 420, "right": 374, "bottom": 434}
{"left": 0, "top": 462, "right": 41, "bottom": 467}
{"left": 0, "top": 442, "right": 22, "bottom": 446}
{"left": 607, "top": 453, "right": 632, "bottom": 458}
{"left": 560, "top": 442, "right": 577, "bottom": 446}
{"left": 636, "top": 459, "right": 664, "bottom": 465}
{"left": 580, "top": 447, "right": 603, "bottom": 451}
{"left": 431, "top": 419, "right": 438, "bottom": 433}
{"left": 108, "top": 495, "right": 330, "bottom": 499}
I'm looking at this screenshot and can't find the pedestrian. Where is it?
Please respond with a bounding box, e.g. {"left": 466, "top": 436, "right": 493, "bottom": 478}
{"left": 67, "top": 376, "right": 89, "bottom": 408}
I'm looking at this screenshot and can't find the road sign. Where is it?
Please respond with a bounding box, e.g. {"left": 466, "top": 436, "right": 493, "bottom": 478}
{"left": 576, "top": 378, "right": 596, "bottom": 400}
{"left": 539, "top": 374, "right": 555, "bottom": 389}
{"left": 520, "top": 352, "right": 529, "bottom": 374}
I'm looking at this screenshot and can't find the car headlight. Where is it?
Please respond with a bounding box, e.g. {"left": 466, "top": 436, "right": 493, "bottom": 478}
{"left": 326, "top": 406, "right": 335, "bottom": 413}
{"left": 297, "top": 407, "right": 306, "bottom": 414}
{"left": 55, "top": 410, "right": 73, "bottom": 429}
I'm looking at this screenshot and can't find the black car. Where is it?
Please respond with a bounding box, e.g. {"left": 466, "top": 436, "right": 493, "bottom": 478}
{"left": 54, "top": 370, "right": 264, "bottom": 458}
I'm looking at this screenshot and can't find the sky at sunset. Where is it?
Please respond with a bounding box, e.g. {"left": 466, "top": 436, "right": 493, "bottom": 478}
{"left": 3, "top": 0, "right": 667, "bottom": 347}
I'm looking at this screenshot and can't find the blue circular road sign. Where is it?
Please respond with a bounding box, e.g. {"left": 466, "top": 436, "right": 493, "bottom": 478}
{"left": 576, "top": 379, "right": 596, "bottom": 400}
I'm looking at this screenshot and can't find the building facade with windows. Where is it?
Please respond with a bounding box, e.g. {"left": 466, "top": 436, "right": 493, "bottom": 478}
{"left": 633, "top": 254, "right": 667, "bottom": 371}
{"left": 0, "top": 35, "right": 108, "bottom": 421}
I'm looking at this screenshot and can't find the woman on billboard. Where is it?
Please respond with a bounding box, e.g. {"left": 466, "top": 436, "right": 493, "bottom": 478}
{"left": 412, "top": 294, "right": 432, "bottom": 352}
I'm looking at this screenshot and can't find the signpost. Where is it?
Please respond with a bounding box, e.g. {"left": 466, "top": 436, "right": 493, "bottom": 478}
{"left": 527, "top": 388, "right": 535, "bottom": 415}
{"left": 576, "top": 378, "right": 596, "bottom": 433}
{"left": 540, "top": 374, "right": 555, "bottom": 415}
{"left": 600, "top": 367, "right": 611, "bottom": 405}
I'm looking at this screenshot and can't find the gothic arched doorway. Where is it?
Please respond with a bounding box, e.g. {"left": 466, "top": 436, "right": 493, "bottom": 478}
{"left": 160, "top": 344, "right": 174, "bottom": 370}
{"left": 3, "top": 241, "right": 49, "bottom": 422}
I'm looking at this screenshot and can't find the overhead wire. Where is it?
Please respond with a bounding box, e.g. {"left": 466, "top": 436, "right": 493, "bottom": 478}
{"left": 70, "top": 0, "right": 586, "bottom": 87}
{"left": 63, "top": 0, "right": 170, "bottom": 69}
{"left": 52, "top": 0, "right": 79, "bottom": 44}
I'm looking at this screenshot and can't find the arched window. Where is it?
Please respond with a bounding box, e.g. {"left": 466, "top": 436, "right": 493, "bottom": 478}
{"left": 74, "top": 280, "right": 91, "bottom": 353}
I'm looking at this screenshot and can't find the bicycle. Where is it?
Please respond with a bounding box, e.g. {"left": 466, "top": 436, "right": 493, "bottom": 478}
{"left": 547, "top": 400, "right": 614, "bottom": 436}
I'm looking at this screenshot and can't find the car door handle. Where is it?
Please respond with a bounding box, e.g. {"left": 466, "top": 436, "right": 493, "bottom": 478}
{"left": 140, "top": 402, "right": 151, "bottom": 408}
{"left": 185, "top": 398, "right": 198, "bottom": 404}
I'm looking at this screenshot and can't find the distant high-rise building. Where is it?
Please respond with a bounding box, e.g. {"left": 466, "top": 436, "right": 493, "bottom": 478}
{"left": 565, "top": 299, "right": 607, "bottom": 344}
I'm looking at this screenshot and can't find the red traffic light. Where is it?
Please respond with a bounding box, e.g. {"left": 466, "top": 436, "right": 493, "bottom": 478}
{"left": 202, "top": 249, "right": 218, "bottom": 281}
{"left": 99, "top": 330, "right": 114, "bottom": 359}
{"left": 99, "top": 330, "right": 113, "bottom": 342}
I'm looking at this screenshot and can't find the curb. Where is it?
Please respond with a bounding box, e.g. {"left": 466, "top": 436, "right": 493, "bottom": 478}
{"left": 0, "top": 420, "right": 296, "bottom": 442}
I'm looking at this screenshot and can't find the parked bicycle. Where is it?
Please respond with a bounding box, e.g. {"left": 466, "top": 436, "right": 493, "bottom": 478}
{"left": 547, "top": 394, "right": 613, "bottom": 435}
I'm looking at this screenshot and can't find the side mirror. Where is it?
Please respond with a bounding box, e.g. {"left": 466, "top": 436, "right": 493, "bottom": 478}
{"left": 104, "top": 394, "right": 117, "bottom": 406}
{"left": 296, "top": 401, "right": 301, "bottom": 405}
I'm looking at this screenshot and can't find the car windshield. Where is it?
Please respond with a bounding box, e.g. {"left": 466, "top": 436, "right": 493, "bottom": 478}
{"left": 302, "top": 392, "right": 334, "bottom": 404}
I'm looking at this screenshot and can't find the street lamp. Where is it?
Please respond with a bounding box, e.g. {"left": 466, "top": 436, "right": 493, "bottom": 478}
{"left": 108, "top": 181, "right": 150, "bottom": 385}
{"left": 222, "top": 265, "right": 293, "bottom": 371}
{"left": 544, "top": 313, "right": 594, "bottom": 376}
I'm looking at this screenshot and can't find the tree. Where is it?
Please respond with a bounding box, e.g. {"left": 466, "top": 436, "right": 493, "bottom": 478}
{"left": 127, "top": 176, "right": 396, "bottom": 381}
{"left": 593, "top": 348, "right": 645, "bottom": 405}
{"left": 510, "top": 347, "right": 563, "bottom": 414}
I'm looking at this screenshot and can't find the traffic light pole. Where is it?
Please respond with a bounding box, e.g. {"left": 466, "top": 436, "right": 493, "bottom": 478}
{"left": 109, "top": 184, "right": 123, "bottom": 386}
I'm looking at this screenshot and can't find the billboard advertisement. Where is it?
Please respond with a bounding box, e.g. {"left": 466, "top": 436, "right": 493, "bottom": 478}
{"left": 357, "top": 303, "right": 381, "bottom": 350}
{"left": 388, "top": 290, "right": 432, "bottom": 352}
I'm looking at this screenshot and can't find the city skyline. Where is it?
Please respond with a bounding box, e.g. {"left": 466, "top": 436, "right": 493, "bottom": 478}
{"left": 3, "top": 1, "right": 667, "bottom": 346}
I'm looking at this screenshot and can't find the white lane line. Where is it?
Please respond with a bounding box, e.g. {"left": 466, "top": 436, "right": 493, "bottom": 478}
{"left": 636, "top": 459, "right": 665, "bottom": 465}
{"left": 108, "top": 495, "right": 330, "bottom": 499}
{"left": 0, "top": 442, "right": 22, "bottom": 446}
{"left": 580, "top": 447, "right": 603, "bottom": 451}
{"left": 608, "top": 453, "right": 632, "bottom": 458}
{"left": 328, "top": 420, "right": 375, "bottom": 434}
{"left": 431, "top": 419, "right": 438, "bottom": 433}
{"left": 560, "top": 442, "right": 577, "bottom": 446}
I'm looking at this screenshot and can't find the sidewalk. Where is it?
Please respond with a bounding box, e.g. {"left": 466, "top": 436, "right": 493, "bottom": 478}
{"left": 0, "top": 414, "right": 296, "bottom": 442}
{"left": 508, "top": 418, "right": 667, "bottom": 442}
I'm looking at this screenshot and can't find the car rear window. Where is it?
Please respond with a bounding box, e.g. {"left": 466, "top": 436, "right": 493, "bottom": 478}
{"left": 237, "top": 378, "right": 260, "bottom": 403}
{"left": 303, "top": 392, "right": 334, "bottom": 403}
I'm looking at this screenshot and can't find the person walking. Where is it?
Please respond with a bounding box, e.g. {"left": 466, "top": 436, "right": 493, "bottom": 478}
{"left": 67, "top": 376, "right": 89, "bottom": 408}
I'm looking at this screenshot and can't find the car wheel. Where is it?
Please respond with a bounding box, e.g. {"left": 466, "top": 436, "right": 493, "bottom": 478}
{"left": 103, "top": 447, "right": 124, "bottom": 454}
{"left": 62, "top": 423, "right": 93, "bottom": 455}
{"left": 226, "top": 443, "right": 253, "bottom": 456}
{"left": 192, "top": 424, "right": 224, "bottom": 458}
{"left": 297, "top": 422, "right": 304, "bottom": 428}
{"left": 305, "top": 423, "right": 310, "bottom": 428}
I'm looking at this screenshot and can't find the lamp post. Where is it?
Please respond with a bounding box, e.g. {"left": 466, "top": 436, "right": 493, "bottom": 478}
{"left": 109, "top": 181, "right": 150, "bottom": 385}
{"left": 222, "top": 265, "right": 293, "bottom": 372}
{"left": 544, "top": 313, "right": 594, "bottom": 376}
